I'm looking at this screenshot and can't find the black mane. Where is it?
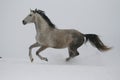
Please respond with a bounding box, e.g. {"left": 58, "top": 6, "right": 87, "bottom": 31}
{"left": 35, "top": 9, "right": 55, "bottom": 28}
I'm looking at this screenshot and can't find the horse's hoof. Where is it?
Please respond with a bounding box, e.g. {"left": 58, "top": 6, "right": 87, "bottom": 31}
{"left": 66, "top": 57, "right": 71, "bottom": 61}
{"left": 42, "top": 57, "right": 48, "bottom": 62}
{"left": 31, "top": 58, "right": 34, "bottom": 62}
{"left": 45, "top": 58, "right": 48, "bottom": 62}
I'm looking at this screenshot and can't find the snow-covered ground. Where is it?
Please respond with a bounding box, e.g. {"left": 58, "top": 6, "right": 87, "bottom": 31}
{"left": 0, "top": 46, "right": 120, "bottom": 80}
{"left": 0, "top": 56, "right": 120, "bottom": 80}
{"left": 0, "top": 0, "right": 120, "bottom": 80}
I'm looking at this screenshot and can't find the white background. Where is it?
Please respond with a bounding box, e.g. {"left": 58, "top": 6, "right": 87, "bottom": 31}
{"left": 0, "top": 0, "right": 120, "bottom": 80}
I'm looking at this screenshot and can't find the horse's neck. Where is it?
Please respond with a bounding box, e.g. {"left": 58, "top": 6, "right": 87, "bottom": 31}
{"left": 34, "top": 16, "right": 51, "bottom": 35}
{"left": 34, "top": 22, "right": 40, "bottom": 35}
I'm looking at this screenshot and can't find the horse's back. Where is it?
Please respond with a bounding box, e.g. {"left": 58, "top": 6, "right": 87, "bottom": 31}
{"left": 50, "top": 29, "right": 84, "bottom": 48}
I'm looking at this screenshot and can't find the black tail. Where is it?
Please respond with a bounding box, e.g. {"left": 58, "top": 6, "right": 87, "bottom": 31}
{"left": 84, "top": 34, "right": 111, "bottom": 51}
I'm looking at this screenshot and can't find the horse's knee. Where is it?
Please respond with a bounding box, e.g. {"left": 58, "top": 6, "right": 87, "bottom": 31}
{"left": 36, "top": 51, "right": 39, "bottom": 55}
{"left": 29, "top": 45, "right": 36, "bottom": 50}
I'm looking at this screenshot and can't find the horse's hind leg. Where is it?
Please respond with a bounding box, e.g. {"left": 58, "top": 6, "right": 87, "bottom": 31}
{"left": 66, "top": 37, "right": 84, "bottom": 61}
{"left": 66, "top": 47, "right": 79, "bottom": 61}
{"left": 36, "top": 46, "right": 48, "bottom": 61}
{"left": 66, "top": 34, "right": 84, "bottom": 61}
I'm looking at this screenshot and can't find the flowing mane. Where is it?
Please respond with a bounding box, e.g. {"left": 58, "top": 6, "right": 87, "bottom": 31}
{"left": 35, "top": 9, "right": 55, "bottom": 28}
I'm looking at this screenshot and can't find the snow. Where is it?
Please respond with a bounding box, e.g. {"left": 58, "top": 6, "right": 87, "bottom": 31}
{"left": 0, "top": 60, "right": 120, "bottom": 80}
{"left": 0, "top": 47, "right": 120, "bottom": 80}
{"left": 0, "top": 0, "right": 120, "bottom": 80}
{"left": 0, "top": 58, "right": 120, "bottom": 80}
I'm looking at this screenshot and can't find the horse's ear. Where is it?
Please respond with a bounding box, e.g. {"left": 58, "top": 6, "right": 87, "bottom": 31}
{"left": 30, "top": 9, "right": 36, "bottom": 13}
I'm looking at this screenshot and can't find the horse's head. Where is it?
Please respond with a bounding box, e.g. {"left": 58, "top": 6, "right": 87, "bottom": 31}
{"left": 23, "top": 10, "right": 35, "bottom": 25}
{"left": 22, "top": 9, "right": 39, "bottom": 25}
{"left": 22, "top": 9, "right": 55, "bottom": 28}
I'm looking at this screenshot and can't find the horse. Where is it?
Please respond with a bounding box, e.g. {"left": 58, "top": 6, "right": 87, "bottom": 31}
{"left": 22, "top": 9, "right": 111, "bottom": 62}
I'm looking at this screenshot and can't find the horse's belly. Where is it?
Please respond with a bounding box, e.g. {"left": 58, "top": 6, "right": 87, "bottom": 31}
{"left": 52, "top": 37, "right": 72, "bottom": 48}
{"left": 35, "top": 34, "right": 56, "bottom": 47}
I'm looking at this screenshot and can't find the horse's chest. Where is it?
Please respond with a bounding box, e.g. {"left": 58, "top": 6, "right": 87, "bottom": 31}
{"left": 36, "top": 34, "right": 44, "bottom": 41}
{"left": 36, "top": 34, "right": 40, "bottom": 42}
{"left": 35, "top": 34, "right": 51, "bottom": 46}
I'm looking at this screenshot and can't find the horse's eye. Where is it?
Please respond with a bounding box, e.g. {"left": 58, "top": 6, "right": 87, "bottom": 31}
{"left": 29, "top": 14, "right": 32, "bottom": 16}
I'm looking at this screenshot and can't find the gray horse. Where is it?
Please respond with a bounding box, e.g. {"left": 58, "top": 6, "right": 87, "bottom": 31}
{"left": 22, "top": 9, "right": 111, "bottom": 62}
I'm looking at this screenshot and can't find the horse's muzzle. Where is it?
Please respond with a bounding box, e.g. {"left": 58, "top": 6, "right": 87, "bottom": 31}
{"left": 22, "top": 20, "right": 27, "bottom": 25}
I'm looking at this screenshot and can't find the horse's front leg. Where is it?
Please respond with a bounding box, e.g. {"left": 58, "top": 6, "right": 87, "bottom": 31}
{"left": 29, "top": 42, "right": 40, "bottom": 62}
{"left": 36, "top": 46, "right": 48, "bottom": 61}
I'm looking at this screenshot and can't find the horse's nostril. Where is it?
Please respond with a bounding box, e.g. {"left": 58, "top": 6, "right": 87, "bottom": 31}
{"left": 22, "top": 20, "right": 26, "bottom": 25}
